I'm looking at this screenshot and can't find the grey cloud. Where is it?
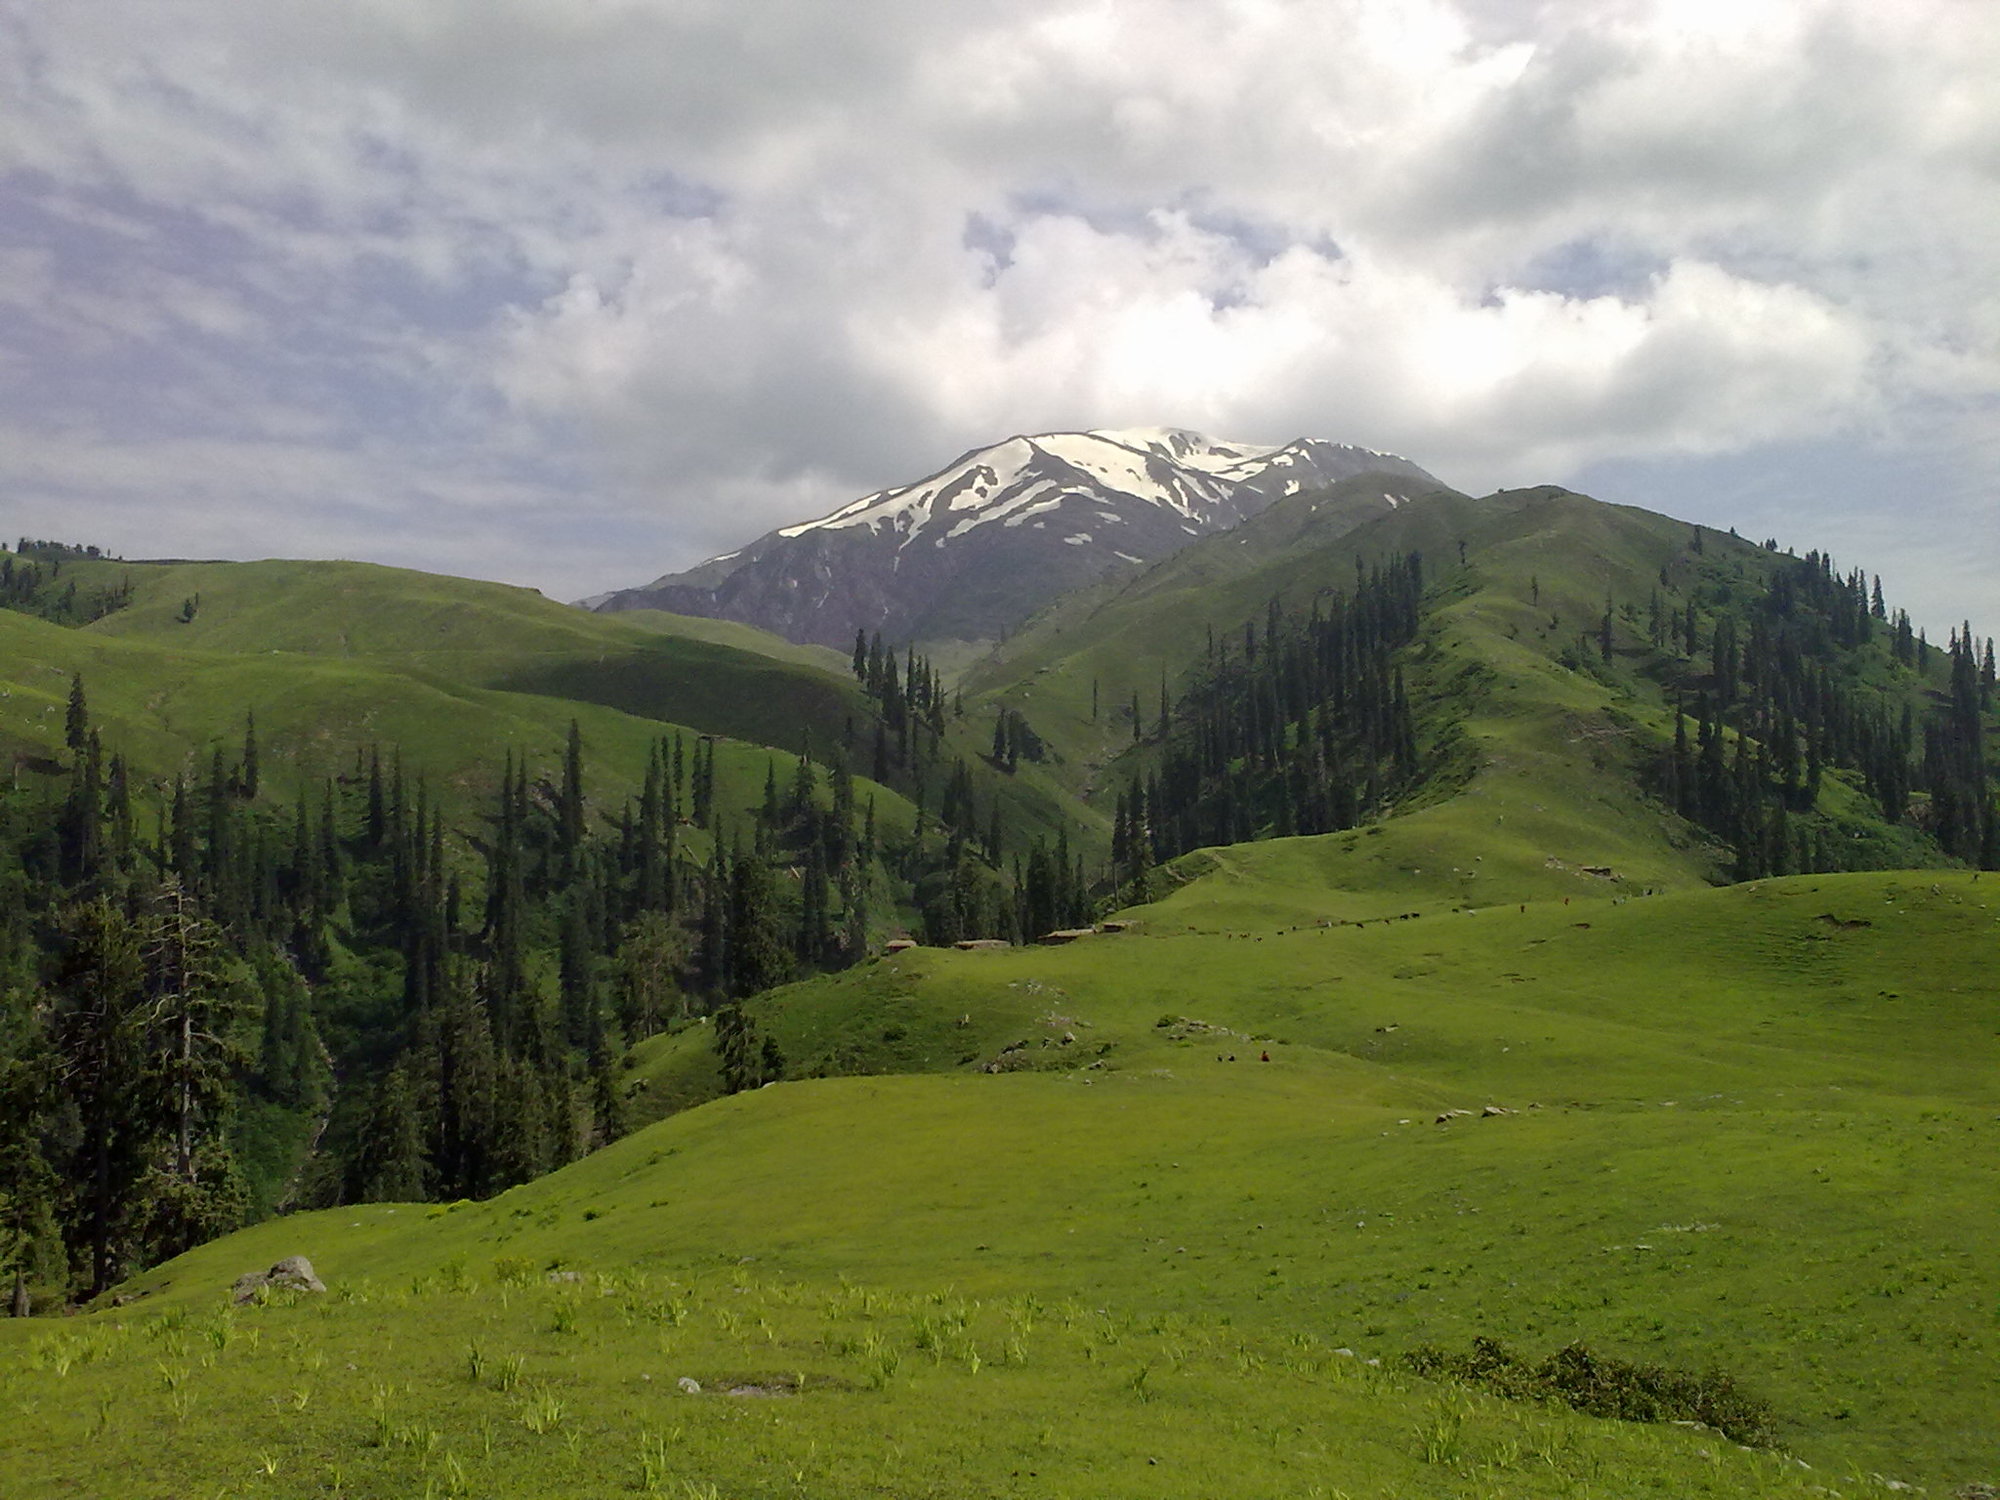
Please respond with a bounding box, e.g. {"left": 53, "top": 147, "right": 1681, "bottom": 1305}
{"left": 0, "top": 0, "right": 1993, "bottom": 625}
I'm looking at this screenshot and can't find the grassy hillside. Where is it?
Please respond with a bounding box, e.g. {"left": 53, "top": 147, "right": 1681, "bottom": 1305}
{"left": 735, "top": 869, "right": 1999, "bottom": 1490}
{"left": 0, "top": 605, "right": 915, "bottom": 849}
{"left": 71, "top": 557, "right": 869, "bottom": 758}
{"left": 948, "top": 473, "right": 1478, "bottom": 808}
{"left": 950, "top": 479, "right": 1970, "bottom": 899}
{"left": 5, "top": 870, "right": 1991, "bottom": 1495}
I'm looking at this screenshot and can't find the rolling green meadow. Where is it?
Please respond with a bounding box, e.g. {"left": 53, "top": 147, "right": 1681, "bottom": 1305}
{"left": 3, "top": 498, "right": 1996, "bottom": 1498}
{"left": 5, "top": 868, "right": 1994, "bottom": 1497}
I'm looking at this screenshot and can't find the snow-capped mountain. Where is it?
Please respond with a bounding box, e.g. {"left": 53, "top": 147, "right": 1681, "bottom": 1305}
{"left": 590, "top": 428, "right": 1439, "bottom": 647}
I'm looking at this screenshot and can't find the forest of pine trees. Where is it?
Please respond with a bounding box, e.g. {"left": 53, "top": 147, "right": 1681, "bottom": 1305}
{"left": 1643, "top": 548, "right": 2000, "bottom": 877}
{"left": 1, "top": 548, "right": 134, "bottom": 626}
{"left": 1111, "top": 553, "right": 1428, "bottom": 901}
{"left": 0, "top": 678, "right": 1013, "bottom": 1309}
{"left": 845, "top": 631, "right": 1086, "bottom": 945}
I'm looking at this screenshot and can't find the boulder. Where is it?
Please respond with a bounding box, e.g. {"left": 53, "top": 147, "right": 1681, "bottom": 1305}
{"left": 232, "top": 1255, "right": 326, "bottom": 1304}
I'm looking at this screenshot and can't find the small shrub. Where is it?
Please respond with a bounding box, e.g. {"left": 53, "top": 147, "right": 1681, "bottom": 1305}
{"left": 1400, "top": 1336, "right": 1776, "bottom": 1447}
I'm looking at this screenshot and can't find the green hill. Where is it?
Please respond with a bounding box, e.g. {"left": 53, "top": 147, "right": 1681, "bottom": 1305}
{"left": 4, "top": 872, "right": 1991, "bottom": 1495}
{"left": 951, "top": 479, "right": 1972, "bottom": 904}
{"left": 2, "top": 496, "right": 1994, "bottom": 1498}
{"left": 74, "top": 557, "right": 868, "bottom": 757}
{"left": 0, "top": 604, "right": 908, "bottom": 847}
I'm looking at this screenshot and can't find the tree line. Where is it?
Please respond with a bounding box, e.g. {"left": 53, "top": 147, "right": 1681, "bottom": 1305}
{"left": 1112, "top": 553, "right": 1429, "bottom": 901}
{"left": 0, "top": 676, "right": 1026, "bottom": 1309}
{"left": 1640, "top": 544, "right": 1998, "bottom": 876}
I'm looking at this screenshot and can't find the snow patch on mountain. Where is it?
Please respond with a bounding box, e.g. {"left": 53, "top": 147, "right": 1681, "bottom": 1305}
{"left": 593, "top": 425, "right": 1442, "bottom": 647}
{"left": 762, "top": 429, "right": 1283, "bottom": 559}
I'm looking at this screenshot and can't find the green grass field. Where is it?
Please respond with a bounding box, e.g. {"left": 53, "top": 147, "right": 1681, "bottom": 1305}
{"left": 7, "top": 869, "right": 1992, "bottom": 1497}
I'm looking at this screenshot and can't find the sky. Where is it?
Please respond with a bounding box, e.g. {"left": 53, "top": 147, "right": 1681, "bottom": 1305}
{"left": 1, "top": 0, "right": 1995, "bottom": 629}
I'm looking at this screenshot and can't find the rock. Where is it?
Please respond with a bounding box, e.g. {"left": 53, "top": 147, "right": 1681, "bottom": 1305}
{"left": 546, "top": 1270, "right": 583, "bottom": 1284}
{"left": 267, "top": 1256, "right": 325, "bottom": 1293}
{"left": 677, "top": 1376, "right": 702, "bottom": 1395}
{"left": 1481, "top": 1104, "right": 1513, "bottom": 1117}
{"left": 232, "top": 1255, "right": 326, "bottom": 1304}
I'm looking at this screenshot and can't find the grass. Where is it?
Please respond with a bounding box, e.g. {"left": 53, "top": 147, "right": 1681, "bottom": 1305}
{"left": 72, "top": 555, "right": 874, "bottom": 758}
{"left": 7, "top": 870, "right": 1993, "bottom": 1495}
{"left": 0, "top": 584, "right": 920, "bottom": 863}
{"left": 1, "top": 1224, "right": 1831, "bottom": 1499}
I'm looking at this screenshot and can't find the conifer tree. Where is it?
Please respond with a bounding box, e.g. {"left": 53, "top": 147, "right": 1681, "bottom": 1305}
{"left": 64, "top": 673, "right": 88, "bottom": 755}
{"left": 240, "top": 712, "right": 259, "bottom": 800}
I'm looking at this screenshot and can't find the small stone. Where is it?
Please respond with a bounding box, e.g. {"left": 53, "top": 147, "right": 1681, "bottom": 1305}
{"left": 677, "top": 1376, "right": 702, "bottom": 1395}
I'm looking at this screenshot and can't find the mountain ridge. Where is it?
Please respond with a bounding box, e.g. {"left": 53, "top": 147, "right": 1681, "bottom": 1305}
{"left": 589, "top": 427, "right": 1439, "bottom": 647}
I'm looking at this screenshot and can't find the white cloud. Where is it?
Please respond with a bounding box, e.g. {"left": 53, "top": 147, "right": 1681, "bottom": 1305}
{"left": 0, "top": 0, "right": 1994, "bottom": 616}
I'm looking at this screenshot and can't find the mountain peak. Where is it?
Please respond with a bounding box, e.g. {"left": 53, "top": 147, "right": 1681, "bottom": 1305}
{"left": 593, "top": 427, "right": 1441, "bottom": 646}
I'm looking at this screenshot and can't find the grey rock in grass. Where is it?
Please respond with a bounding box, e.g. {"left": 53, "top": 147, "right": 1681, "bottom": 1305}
{"left": 232, "top": 1255, "right": 326, "bottom": 1304}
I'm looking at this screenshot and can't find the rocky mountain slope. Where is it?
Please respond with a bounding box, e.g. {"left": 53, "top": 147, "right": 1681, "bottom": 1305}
{"left": 589, "top": 427, "right": 1438, "bottom": 647}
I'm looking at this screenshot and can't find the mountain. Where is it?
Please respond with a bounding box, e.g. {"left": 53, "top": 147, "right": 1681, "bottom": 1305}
{"left": 589, "top": 427, "right": 1440, "bottom": 647}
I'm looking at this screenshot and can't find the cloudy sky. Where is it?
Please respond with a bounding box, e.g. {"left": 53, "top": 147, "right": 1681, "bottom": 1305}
{"left": 2, "top": 0, "right": 1995, "bottom": 627}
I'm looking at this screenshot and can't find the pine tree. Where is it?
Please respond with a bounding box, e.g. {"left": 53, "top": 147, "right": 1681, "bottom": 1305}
{"left": 64, "top": 674, "right": 88, "bottom": 755}
{"left": 727, "top": 852, "right": 789, "bottom": 999}
{"left": 559, "top": 719, "right": 586, "bottom": 871}
{"left": 50, "top": 898, "right": 152, "bottom": 1295}
{"left": 240, "top": 712, "right": 259, "bottom": 800}
{"left": 0, "top": 1028, "right": 59, "bottom": 1315}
